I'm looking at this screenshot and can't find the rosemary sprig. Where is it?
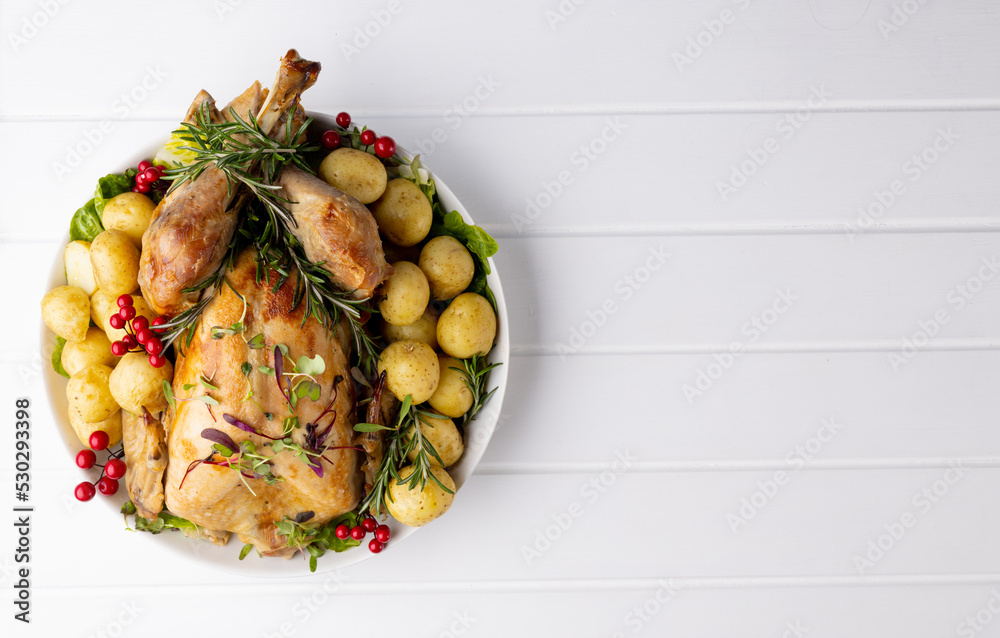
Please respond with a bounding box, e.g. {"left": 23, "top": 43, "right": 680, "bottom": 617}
{"left": 454, "top": 354, "right": 502, "bottom": 426}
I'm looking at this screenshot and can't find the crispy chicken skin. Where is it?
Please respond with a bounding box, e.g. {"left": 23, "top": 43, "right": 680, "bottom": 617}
{"left": 163, "top": 249, "right": 360, "bottom": 557}
{"left": 122, "top": 410, "right": 167, "bottom": 520}
{"left": 278, "top": 166, "right": 392, "bottom": 299}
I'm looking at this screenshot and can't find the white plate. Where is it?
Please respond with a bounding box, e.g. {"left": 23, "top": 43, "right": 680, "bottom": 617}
{"left": 40, "top": 114, "right": 509, "bottom": 576}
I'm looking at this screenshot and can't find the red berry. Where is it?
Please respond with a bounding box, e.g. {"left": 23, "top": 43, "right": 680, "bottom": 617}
{"left": 131, "top": 187, "right": 140, "bottom": 193}
{"left": 362, "top": 517, "right": 377, "bottom": 532}
{"left": 143, "top": 168, "right": 160, "bottom": 183}
{"left": 135, "top": 182, "right": 150, "bottom": 193}
{"left": 145, "top": 337, "right": 164, "bottom": 355}
{"left": 335, "top": 112, "right": 351, "bottom": 128}
{"left": 135, "top": 172, "right": 148, "bottom": 186}
{"left": 360, "top": 129, "right": 376, "bottom": 146}
{"left": 105, "top": 458, "right": 127, "bottom": 480}
{"left": 321, "top": 130, "right": 341, "bottom": 150}
{"left": 335, "top": 524, "right": 350, "bottom": 539}
{"left": 150, "top": 316, "right": 167, "bottom": 333}
{"left": 122, "top": 334, "right": 137, "bottom": 350}
{"left": 76, "top": 449, "right": 97, "bottom": 469}
{"left": 350, "top": 525, "right": 366, "bottom": 540}
{"left": 110, "top": 341, "right": 127, "bottom": 357}
{"left": 97, "top": 476, "right": 119, "bottom": 496}
{"left": 132, "top": 316, "right": 149, "bottom": 331}
{"left": 89, "top": 430, "right": 110, "bottom": 451}
{"left": 368, "top": 539, "right": 384, "bottom": 553}
{"left": 117, "top": 293, "right": 133, "bottom": 308}
{"left": 75, "top": 482, "right": 96, "bottom": 502}
{"left": 374, "top": 136, "right": 396, "bottom": 159}
{"left": 135, "top": 328, "right": 152, "bottom": 345}
{"left": 119, "top": 305, "right": 136, "bottom": 321}
{"left": 154, "top": 164, "right": 166, "bottom": 174}
{"left": 109, "top": 314, "right": 125, "bottom": 330}
{"left": 149, "top": 353, "right": 166, "bottom": 368}
{"left": 138, "top": 160, "right": 152, "bottom": 173}
{"left": 375, "top": 524, "right": 390, "bottom": 543}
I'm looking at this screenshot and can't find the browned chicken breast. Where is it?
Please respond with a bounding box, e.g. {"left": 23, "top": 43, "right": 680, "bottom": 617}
{"left": 278, "top": 166, "right": 392, "bottom": 299}
{"left": 163, "top": 249, "right": 360, "bottom": 557}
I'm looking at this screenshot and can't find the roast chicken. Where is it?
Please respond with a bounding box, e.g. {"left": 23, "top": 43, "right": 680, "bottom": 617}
{"left": 123, "top": 50, "right": 391, "bottom": 556}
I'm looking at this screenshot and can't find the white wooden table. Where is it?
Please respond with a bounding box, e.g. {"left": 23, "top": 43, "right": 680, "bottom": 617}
{"left": 3, "top": 1, "right": 1000, "bottom": 635}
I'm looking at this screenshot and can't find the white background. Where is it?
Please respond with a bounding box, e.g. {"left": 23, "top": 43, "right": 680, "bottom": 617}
{"left": 2, "top": 0, "right": 1000, "bottom": 636}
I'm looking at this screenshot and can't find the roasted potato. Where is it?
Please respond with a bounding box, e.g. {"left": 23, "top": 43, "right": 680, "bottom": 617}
{"left": 386, "top": 464, "right": 456, "bottom": 527}
{"left": 90, "top": 229, "right": 140, "bottom": 296}
{"left": 91, "top": 291, "right": 156, "bottom": 342}
{"left": 68, "top": 405, "right": 122, "bottom": 448}
{"left": 377, "top": 339, "right": 440, "bottom": 404}
{"left": 379, "top": 261, "right": 430, "bottom": 326}
{"left": 109, "top": 352, "right": 173, "bottom": 415}
{"left": 66, "top": 364, "right": 118, "bottom": 422}
{"left": 318, "top": 148, "right": 387, "bottom": 204}
{"left": 370, "top": 179, "right": 432, "bottom": 247}
{"left": 62, "top": 327, "right": 117, "bottom": 376}
{"left": 428, "top": 355, "right": 474, "bottom": 418}
{"left": 437, "top": 292, "right": 497, "bottom": 358}
{"left": 64, "top": 241, "right": 98, "bottom": 295}
{"left": 419, "top": 236, "right": 474, "bottom": 300}
{"left": 382, "top": 307, "right": 439, "bottom": 350}
{"left": 102, "top": 192, "right": 156, "bottom": 246}
{"left": 406, "top": 412, "right": 464, "bottom": 467}
{"left": 41, "top": 285, "right": 91, "bottom": 342}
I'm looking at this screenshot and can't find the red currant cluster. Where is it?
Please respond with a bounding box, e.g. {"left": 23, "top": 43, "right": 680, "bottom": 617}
{"left": 335, "top": 515, "right": 391, "bottom": 553}
{"left": 131, "top": 160, "right": 168, "bottom": 195}
{"left": 109, "top": 294, "right": 168, "bottom": 367}
{"left": 320, "top": 111, "right": 396, "bottom": 159}
{"left": 74, "top": 431, "right": 126, "bottom": 501}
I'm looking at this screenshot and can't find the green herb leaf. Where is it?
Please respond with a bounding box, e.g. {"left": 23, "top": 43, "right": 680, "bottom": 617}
{"left": 353, "top": 422, "right": 392, "bottom": 433}
{"left": 182, "top": 383, "right": 196, "bottom": 391}
{"left": 192, "top": 395, "right": 220, "bottom": 406}
{"left": 69, "top": 199, "right": 104, "bottom": 242}
{"left": 52, "top": 336, "right": 69, "bottom": 378}
{"left": 276, "top": 343, "right": 290, "bottom": 358}
{"left": 247, "top": 334, "right": 266, "bottom": 349}
{"left": 241, "top": 362, "right": 253, "bottom": 377}
{"left": 162, "top": 381, "right": 175, "bottom": 411}
{"left": 258, "top": 366, "right": 275, "bottom": 376}
{"left": 295, "top": 354, "right": 325, "bottom": 375}
{"left": 239, "top": 543, "right": 254, "bottom": 560}
{"left": 200, "top": 375, "right": 220, "bottom": 390}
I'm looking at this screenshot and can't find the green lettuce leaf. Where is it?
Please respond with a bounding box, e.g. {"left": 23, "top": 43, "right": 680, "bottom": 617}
{"left": 69, "top": 199, "right": 103, "bottom": 242}
{"left": 94, "top": 169, "right": 138, "bottom": 217}
{"left": 134, "top": 510, "right": 199, "bottom": 535}
{"left": 52, "top": 337, "right": 69, "bottom": 378}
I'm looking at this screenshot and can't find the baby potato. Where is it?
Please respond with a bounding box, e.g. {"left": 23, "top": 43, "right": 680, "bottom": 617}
{"left": 318, "top": 148, "right": 387, "bottom": 204}
{"left": 90, "top": 229, "right": 140, "bottom": 296}
{"left": 41, "top": 285, "right": 91, "bottom": 342}
{"left": 370, "top": 179, "right": 432, "bottom": 247}
{"left": 437, "top": 293, "right": 497, "bottom": 359}
{"left": 386, "top": 464, "right": 456, "bottom": 527}
{"left": 382, "top": 307, "right": 439, "bottom": 350}
{"left": 377, "top": 339, "right": 440, "bottom": 404}
{"left": 419, "top": 236, "right": 475, "bottom": 300}
{"left": 379, "top": 261, "right": 430, "bottom": 326}
{"left": 64, "top": 240, "right": 98, "bottom": 295}
{"left": 92, "top": 291, "right": 156, "bottom": 342}
{"left": 62, "top": 327, "right": 117, "bottom": 376}
{"left": 102, "top": 192, "right": 156, "bottom": 246}
{"left": 68, "top": 405, "right": 122, "bottom": 448}
{"left": 406, "top": 412, "right": 464, "bottom": 467}
{"left": 428, "top": 355, "right": 474, "bottom": 418}
{"left": 66, "top": 364, "right": 118, "bottom": 422}
{"left": 109, "top": 352, "right": 173, "bottom": 415}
